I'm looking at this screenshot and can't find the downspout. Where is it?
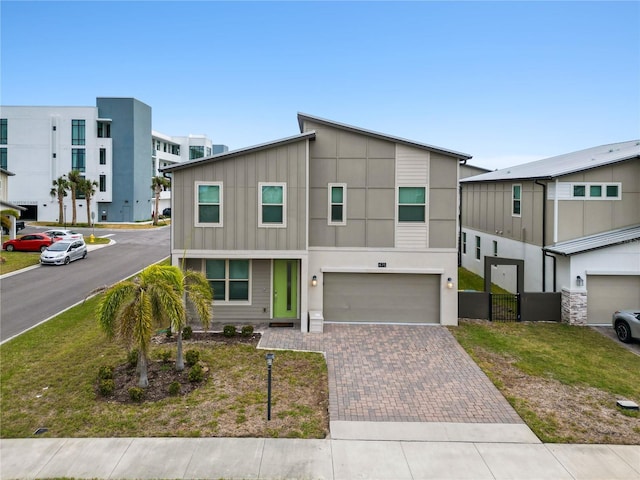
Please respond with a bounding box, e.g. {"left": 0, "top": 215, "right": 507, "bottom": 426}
{"left": 458, "top": 184, "right": 463, "bottom": 267}
{"left": 534, "top": 179, "right": 549, "bottom": 291}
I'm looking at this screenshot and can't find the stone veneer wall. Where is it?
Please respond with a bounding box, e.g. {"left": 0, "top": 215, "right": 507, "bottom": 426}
{"left": 561, "top": 288, "right": 588, "bottom": 325}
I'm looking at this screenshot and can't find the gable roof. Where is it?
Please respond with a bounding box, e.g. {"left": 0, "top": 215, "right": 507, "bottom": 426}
{"left": 461, "top": 140, "right": 640, "bottom": 183}
{"left": 297, "top": 113, "right": 472, "bottom": 161}
{"left": 543, "top": 224, "right": 640, "bottom": 256}
{"left": 161, "top": 131, "right": 316, "bottom": 173}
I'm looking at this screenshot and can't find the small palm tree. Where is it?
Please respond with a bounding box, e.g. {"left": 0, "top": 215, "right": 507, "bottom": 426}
{"left": 50, "top": 176, "right": 69, "bottom": 225}
{"left": 78, "top": 178, "right": 98, "bottom": 227}
{"left": 174, "top": 269, "right": 213, "bottom": 371}
{"left": 67, "top": 170, "right": 83, "bottom": 225}
{"left": 1, "top": 209, "right": 20, "bottom": 236}
{"left": 151, "top": 176, "right": 170, "bottom": 225}
{"left": 96, "top": 265, "right": 185, "bottom": 387}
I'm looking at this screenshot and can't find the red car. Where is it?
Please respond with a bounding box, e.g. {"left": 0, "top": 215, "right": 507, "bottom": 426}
{"left": 2, "top": 234, "right": 56, "bottom": 252}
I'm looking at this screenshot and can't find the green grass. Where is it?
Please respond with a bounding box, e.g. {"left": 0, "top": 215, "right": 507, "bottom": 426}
{"left": 0, "top": 294, "right": 328, "bottom": 439}
{"left": 458, "top": 266, "right": 510, "bottom": 293}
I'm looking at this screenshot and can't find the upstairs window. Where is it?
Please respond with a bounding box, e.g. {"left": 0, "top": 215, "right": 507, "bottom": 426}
{"left": 206, "top": 259, "right": 250, "bottom": 302}
{"left": 195, "top": 182, "right": 222, "bottom": 226}
{"left": 475, "top": 236, "right": 481, "bottom": 260}
{"left": 72, "top": 120, "right": 85, "bottom": 145}
{"left": 512, "top": 184, "right": 522, "bottom": 216}
{"left": 71, "top": 149, "right": 86, "bottom": 172}
{"left": 99, "top": 174, "right": 106, "bottom": 192}
{"left": 328, "top": 183, "right": 347, "bottom": 225}
{"left": 571, "top": 183, "right": 621, "bottom": 200}
{"left": 259, "top": 183, "right": 286, "bottom": 227}
{"left": 462, "top": 232, "right": 467, "bottom": 254}
{"left": 0, "top": 119, "right": 7, "bottom": 144}
{"left": 97, "top": 121, "right": 111, "bottom": 138}
{"left": 189, "top": 146, "right": 205, "bottom": 160}
{"left": 606, "top": 185, "right": 619, "bottom": 198}
{"left": 76, "top": 175, "right": 86, "bottom": 199}
{"left": 0, "top": 148, "right": 6, "bottom": 170}
{"left": 99, "top": 148, "right": 106, "bottom": 165}
{"left": 398, "top": 187, "right": 425, "bottom": 222}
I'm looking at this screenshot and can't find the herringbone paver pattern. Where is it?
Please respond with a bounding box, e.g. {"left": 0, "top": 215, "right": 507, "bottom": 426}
{"left": 260, "top": 324, "right": 523, "bottom": 424}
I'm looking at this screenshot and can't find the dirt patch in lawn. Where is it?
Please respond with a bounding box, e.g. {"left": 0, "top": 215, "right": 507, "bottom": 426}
{"left": 475, "top": 349, "right": 640, "bottom": 444}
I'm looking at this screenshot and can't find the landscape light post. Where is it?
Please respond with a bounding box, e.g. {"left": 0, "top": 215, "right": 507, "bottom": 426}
{"left": 266, "top": 353, "right": 275, "bottom": 420}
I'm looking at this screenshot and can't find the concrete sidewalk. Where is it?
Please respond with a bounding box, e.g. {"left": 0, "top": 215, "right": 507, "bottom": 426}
{"left": 2, "top": 426, "right": 639, "bottom": 480}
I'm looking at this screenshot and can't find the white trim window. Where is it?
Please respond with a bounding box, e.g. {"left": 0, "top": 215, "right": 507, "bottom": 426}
{"left": 398, "top": 186, "right": 426, "bottom": 223}
{"left": 259, "top": 182, "right": 286, "bottom": 227}
{"left": 205, "top": 259, "right": 251, "bottom": 303}
{"left": 512, "top": 184, "right": 522, "bottom": 217}
{"left": 328, "top": 183, "right": 347, "bottom": 225}
{"left": 195, "top": 182, "right": 223, "bottom": 227}
{"left": 462, "top": 232, "right": 467, "bottom": 254}
{"left": 475, "top": 235, "right": 481, "bottom": 260}
{"left": 571, "top": 182, "right": 621, "bottom": 200}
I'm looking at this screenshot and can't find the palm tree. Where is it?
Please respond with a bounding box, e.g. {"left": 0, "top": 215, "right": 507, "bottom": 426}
{"left": 78, "top": 178, "right": 98, "bottom": 227}
{"left": 67, "top": 170, "right": 82, "bottom": 225}
{"left": 174, "top": 269, "right": 213, "bottom": 371}
{"left": 96, "top": 265, "right": 185, "bottom": 387}
{"left": 50, "top": 176, "right": 69, "bottom": 225}
{"left": 151, "top": 176, "right": 170, "bottom": 226}
{"left": 1, "top": 208, "right": 20, "bottom": 235}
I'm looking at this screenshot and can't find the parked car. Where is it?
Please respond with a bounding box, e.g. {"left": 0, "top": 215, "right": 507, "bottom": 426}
{"left": 612, "top": 310, "right": 640, "bottom": 344}
{"left": 42, "top": 229, "right": 84, "bottom": 240}
{"left": 40, "top": 239, "right": 88, "bottom": 265}
{"left": 2, "top": 233, "right": 55, "bottom": 252}
{"left": 162, "top": 208, "right": 171, "bottom": 217}
{"left": 1, "top": 220, "right": 25, "bottom": 234}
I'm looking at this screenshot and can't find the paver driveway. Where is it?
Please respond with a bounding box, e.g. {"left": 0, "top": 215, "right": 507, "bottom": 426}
{"left": 260, "top": 324, "right": 523, "bottom": 424}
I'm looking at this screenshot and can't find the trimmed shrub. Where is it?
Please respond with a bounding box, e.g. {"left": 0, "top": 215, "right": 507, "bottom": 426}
{"left": 168, "top": 381, "right": 181, "bottom": 396}
{"left": 128, "top": 387, "right": 145, "bottom": 402}
{"left": 185, "top": 349, "right": 200, "bottom": 367}
{"left": 98, "top": 379, "right": 115, "bottom": 396}
{"left": 97, "top": 365, "right": 114, "bottom": 380}
{"left": 188, "top": 363, "right": 204, "bottom": 383}
{"left": 182, "top": 325, "right": 193, "bottom": 340}
{"left": 127, "top": 349, "right": 138, "bottom": 368}
{"left": 223, "top": 325, "right": 237, "bottom": 337}
{"left": 157, "top": 349, "right": 171, "bottom": 363}
{"left": 241, "top": 325, "right": 254, "bottom": 337}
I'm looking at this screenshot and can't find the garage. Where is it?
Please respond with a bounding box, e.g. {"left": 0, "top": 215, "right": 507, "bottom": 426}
{"left": 587, "top": 275, "right": 640, "bottom": 325}
{"left": 323, "top": 272, "right": 440, "bottom": 323}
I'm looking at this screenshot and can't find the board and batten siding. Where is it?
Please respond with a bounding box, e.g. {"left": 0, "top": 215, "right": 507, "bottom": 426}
{"left": 172, "top": 141, "right": 308, "bottom": 252}
{"left": 395, "top": 144, "right": 429, "bottom": 248}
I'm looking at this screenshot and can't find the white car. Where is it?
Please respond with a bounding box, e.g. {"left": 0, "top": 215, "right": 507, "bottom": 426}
{"left": 42, "top": 229, "right": 84, "bottom": 241}
{"left": 40, "top": 239, "right": 88, "bottom": 265}
{"left": 612, "top": 310, "right": 640, "bottom": 344}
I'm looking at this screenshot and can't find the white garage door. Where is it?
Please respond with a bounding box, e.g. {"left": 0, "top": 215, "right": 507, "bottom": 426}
{"left": 323, "top": 273, "right": 440, "bottom": 323}
{"left": 587, "top": 275, "right": 640, "bottom": 325}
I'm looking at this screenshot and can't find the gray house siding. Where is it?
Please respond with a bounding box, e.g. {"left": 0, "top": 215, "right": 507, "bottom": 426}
{"left": 551, "top": 161, "right": 640, "bottom": 243}
{"left": 306, "top": 121, "right": 396, "bottom": 248}
{"left": 172, "top": 141, "right": 308, "bottom": 252}
{"left": 429, "top": 153, "right": 459, "bottom": 248}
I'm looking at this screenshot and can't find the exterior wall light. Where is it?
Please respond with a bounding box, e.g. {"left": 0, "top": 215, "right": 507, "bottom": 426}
{"left": 576, "top": 275, "right": 584, "bottom": 287}
{"left": 447, "top": 277, "right": 454, "bottom": 289}
{"left": 311, "top": 275, "right": 318, "bottom": 287}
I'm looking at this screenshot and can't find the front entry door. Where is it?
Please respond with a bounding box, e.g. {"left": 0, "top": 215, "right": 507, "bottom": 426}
{"left": 273, "top": 259, "right": 298, "bottom": 318}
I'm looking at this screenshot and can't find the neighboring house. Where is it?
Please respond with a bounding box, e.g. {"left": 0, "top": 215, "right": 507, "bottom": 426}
{"left": 0, "top": 167, "right": 26, "bottom": 238}
{"left": 460, "top": 140, "right": 640, "bottom": 325}
{"left": 162, "top": 113, "right": 471, "bottom": 331}
{"left": 0, "top": 99, "right": 224, "bottom": 223}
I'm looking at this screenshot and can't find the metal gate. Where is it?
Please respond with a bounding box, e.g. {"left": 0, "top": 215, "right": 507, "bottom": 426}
{"left": 490, "top": 293, "right": 521, "bottom": 322}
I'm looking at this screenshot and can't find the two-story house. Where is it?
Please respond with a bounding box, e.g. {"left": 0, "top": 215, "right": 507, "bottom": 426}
{"left": 162, "top": 113, "right": 471, "bottom": 331}
{"left": 460, "top": 141, "right": 640, "bottom": 325}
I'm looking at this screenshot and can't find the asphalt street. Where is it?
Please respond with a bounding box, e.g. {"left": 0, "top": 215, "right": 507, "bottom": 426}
{"left": 0, "top": 226, "right": 170, "bottom": 343}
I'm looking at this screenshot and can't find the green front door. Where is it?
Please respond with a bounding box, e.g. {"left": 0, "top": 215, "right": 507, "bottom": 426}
{"left": 273, "top": 259, "right": 298, "bottom": 318}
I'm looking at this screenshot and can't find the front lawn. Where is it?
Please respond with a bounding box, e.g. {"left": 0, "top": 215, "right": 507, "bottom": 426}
{"left": 449, "top": 320, "right": 640, "bottom": 444}
{"left": 0, "top": 295, "right": 329, "bottom": 439}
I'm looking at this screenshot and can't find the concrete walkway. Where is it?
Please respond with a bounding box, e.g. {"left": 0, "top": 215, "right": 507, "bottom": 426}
{"left": 2, "top": 435, "right": 639, "bottom": 479}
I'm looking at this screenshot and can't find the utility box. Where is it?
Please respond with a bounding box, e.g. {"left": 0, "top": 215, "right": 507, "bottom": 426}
{"left": 309, "top": 311, "right": 324, "bottom": 333}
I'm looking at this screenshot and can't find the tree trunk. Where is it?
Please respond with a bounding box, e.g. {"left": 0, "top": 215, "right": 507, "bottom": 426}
{"left": 86, "top": 194, "right": 92, "bottom": 227}
{"left": 71, "top": 187, "right": 77, "bottom": 225}
{"left": 176, "top": 330, "right": 185, "bottom": 371}
{"left": 137, "top": 351, "right": 149, "bottom": 388}
{"left": 58, "top": 196, "right": 64, "bottom": 225}
{"left": 153, "top": 188, "right": 160, "bottom": 226}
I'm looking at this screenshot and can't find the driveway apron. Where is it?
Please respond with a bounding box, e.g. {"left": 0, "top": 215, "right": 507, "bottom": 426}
{"left": 259, "top": 324, "right": 523, "bottom": 424}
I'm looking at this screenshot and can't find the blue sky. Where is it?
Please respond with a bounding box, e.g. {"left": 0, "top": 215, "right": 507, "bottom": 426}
{"left": 1, "top": 1, "right": 638, "bottom": 170}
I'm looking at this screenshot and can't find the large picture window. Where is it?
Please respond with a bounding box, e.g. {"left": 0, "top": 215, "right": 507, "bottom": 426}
{"left": 259, "top": 183, "right": 286, "bottom": 227}
{"left": 398, "top": 186, "right": 425, "bottom": 222}
{"left": 328, "top": 183, "right": 347, "bottom": 225}
{"left": 72, "top": 120, "right": 85, "bottom": 145}
{"left": 71, "top": 149, "right": 86, "bottom": 172}
{"left": 206, "top": 259, "right": 250, "bottom": 302}
{"left": 195, "top": 182, "right": 222, "bottom": 226}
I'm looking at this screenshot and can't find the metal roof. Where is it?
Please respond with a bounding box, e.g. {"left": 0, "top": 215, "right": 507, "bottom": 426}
{"left": 297, "top": 113, "right": 473, "bottom": 161}
{"left": 461, "top": 140, "right": 640, "bottom": 183}
{"left": 161, "top": 131, "right": 316, "bottom": 173}
{"left": 543, "top": 224, "right": 640, "bottom": 256}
